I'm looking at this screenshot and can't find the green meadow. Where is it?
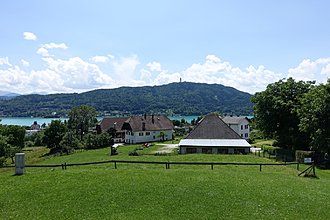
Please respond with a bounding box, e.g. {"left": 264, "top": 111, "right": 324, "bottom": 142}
{"left": 1, "top": 145, "right": 329, "bottom": 220}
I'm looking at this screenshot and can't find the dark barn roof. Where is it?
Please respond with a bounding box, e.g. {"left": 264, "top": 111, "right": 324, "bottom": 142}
{"left": 98, "top": 117, "right": 129, "bottom": 132}
{"left": 122, "top": 115, "right": 174, "bottom": 132}
{"left": 185, "top": 113, "right": 242, "bottom": 139}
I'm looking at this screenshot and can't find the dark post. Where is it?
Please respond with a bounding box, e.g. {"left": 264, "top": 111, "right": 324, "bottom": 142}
{"left": 211, "top": 164, "right": 214, "bottom": 170}
{"left": 61, "top": 164, "right": 64, "bottom": 170}
{"left": 114, "top": 161, "right": 117, "bottom": 169}
{"left": 64, "top": 162, "right": 67, "bottom": 170}
{"left": 259, "top": 164, "right": 262, "bottom": 172}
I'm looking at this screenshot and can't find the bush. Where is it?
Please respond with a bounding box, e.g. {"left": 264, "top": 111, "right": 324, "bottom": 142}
{"left": 25, "top": 141, "right": 34, "bottom": 148}
{"left": 128, "top": 150, "right": 140, "bottom": 156}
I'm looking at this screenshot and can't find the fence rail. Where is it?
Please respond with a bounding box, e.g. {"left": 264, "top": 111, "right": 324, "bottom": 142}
{"left": 1, "top": 160, "right": 303, "bottom": 170}
{"left": 2, "top": 159, "right": 314, "bottom": 176}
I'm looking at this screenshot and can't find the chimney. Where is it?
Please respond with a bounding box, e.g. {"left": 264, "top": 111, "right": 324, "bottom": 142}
{"left": 142, "top": 122, "right": 146, "bottom": 131}
{"left": 152, "top": 114, "right": 154, "bottom": 124}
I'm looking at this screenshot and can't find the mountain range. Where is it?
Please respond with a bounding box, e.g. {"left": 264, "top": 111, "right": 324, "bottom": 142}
{"left": 0, "top": 82, "right": 253, "bottom": 117}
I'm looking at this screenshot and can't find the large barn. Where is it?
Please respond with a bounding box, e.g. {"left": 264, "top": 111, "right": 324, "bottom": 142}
{"left": 179, "top": 113, "right": 251, "bottom": 154}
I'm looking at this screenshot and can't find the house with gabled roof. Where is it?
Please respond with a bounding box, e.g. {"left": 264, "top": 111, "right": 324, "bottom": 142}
{"left": 179, "top": 113, "right": 251, "bottom": 154}
{"left": 122, "top": 115, "right": 174, "bottom": 144}
{"left": 222, "top": 116, "right": 251, "bottom": 141}
{"left": 96, "top": 117, "right": 128, "bottom": 143}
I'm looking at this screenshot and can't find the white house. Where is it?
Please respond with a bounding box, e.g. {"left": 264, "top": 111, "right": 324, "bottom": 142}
{"left": 222, "top": 116, "right": 250, "bottom": 141}
{"left": 179, "top": 113, "right": 251, "bottom": 154}
{"left": 122, "top": 115, "right": 174, "bottom": 144}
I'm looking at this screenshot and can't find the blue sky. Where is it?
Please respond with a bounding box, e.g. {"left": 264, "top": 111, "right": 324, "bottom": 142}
{"left": 1, "top": 0, "right": 330, "bottom": 94}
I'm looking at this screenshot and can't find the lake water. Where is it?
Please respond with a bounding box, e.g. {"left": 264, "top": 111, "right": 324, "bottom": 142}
{"left": 0, "top": 116, "right": 199, "bottom": 126}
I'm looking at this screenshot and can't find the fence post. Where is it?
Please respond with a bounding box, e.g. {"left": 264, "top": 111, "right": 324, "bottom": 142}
{"left": 211, "top": 164, "right": 214, "bottom": 170}
{"left": 259, "top": 164, "right": 262, "bottom": 172}
{"left": 15, "top": 153, "right": 25, "bottom": 175}
{"left": 61, "top": 164, "right": 64, "bottom": 170}
{"left": 114, "top": 161, "right": 117, "bottom": 169}
{"left": 64, "top": 162, "right": 67, "bottom": 170}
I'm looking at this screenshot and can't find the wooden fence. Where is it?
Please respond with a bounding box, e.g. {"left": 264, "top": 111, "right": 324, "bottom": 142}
{"left": 1, "top": 160, "right": 315, "bottom": 176}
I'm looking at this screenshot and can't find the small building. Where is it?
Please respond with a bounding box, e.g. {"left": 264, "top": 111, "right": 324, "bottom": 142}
{"left": 96, "top": 117, "right": 128, "bottom": 143}
{"left": 222, "top": 116, "right": 251, "bottom": 141}
{"left": 25, "top": 121, "right": 41, "bottom": 137}
{"left": 30, "top": 121, "right": 41, "bottom": 130}
{"left": 122, "top": 115, "right": 174, "bottom": 144}
{"left": 179, "top": 113, "right": 251, "bottom": 154}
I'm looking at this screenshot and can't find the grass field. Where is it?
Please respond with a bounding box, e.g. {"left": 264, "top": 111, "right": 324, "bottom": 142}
{"left": 1, "top": 145, "right": 329, "bottom": 219}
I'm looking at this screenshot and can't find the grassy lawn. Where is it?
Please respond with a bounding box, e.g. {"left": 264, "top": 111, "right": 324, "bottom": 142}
{"left": 1, "top": 146, "right": 330, "bottom": 219}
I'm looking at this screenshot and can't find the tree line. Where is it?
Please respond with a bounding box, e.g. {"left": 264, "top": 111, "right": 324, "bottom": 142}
{"left": 0, "top": 82, "right": 253, "bottom": 117}
{"left": 252, "top": 78, "right": 330, "bottom": 155}
{"left": 0, "top": 105, "right": 115, "bottom": 166}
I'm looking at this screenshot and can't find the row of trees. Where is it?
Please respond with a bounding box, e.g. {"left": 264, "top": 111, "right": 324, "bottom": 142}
{"left": 1, "top": 105, "right": 114, "bottom": 166}
{"left": 252, "top": 78, "right": 330, "bottom": 154}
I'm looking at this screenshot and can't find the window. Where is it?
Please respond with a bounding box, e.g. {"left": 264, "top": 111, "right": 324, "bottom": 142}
{"left": 245, "top": 125, "right": 249, "bottom": 129}
{"left": 241, "top": 134, "right": 243, "bottom": 137}
{"left": 146, "top": 132, "right": 150, "bottom": 136}
{"left": 245, "top": 133, "right": 248, "bottom": 138}
{"left": 139, "top": 132, "right": 144, "bottom": 136}
{"left": 186, "top": 148, "right": 197, "bottom": 154}
{"left": 234, "top": 148, "right": 245, "bottom": 154}
{"left": 241, "top": 125, "right": 243, "bottom": 130}
{"left": 202, "top": 148, "right": 212, "bottom": 154}
{"left": 153, "top": 136, "right": 156, "bottom": 139}
{"left": 218, "top": 148, "right": 228, "bottom": 154}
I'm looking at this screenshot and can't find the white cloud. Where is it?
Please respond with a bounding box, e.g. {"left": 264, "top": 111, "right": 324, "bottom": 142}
{"left": 147, "top": 61, "right": 162, "bottom": 72}
{"left": 90, "top": 56, "right": 109, "bottom": 63}
{"left": 288, "top": 58, "right": 330, "bottom": 83}
{"left": 111, "top": 55, "right": 140, "bottom": 80}
{"left": 0, "top": 57, "right": 12, "bottom": 66}
{"left": 152, "top": 55, "right": 282, "bottom": 94}
{"left": 37, "top": 47, "right": 49, "bottom": 57}
{"left": 107, "top": 54, "right": 115, "bottom": 59}
{"left": 41, "top": 56, "right": 114, "bottom": 90}
{"left": 23, "top": 32, "right": 37, "bottom": 41}
{"left": 21, "top": 59, "right": 30, "bottom": 67}
{"left": 43, "top": 42, "right": 68, "bottom": 50}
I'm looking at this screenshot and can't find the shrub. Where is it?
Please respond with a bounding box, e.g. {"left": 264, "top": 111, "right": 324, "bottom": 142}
{"left": 128, "top": 150, "right": 140, "bottom": 156}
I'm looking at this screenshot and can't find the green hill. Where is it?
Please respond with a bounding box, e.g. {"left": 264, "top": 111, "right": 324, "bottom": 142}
{"left": 0, "top": 82, "right": 253, "bottom": 117}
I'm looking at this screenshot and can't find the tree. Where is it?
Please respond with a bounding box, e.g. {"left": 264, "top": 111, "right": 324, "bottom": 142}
{"left": 0, "top": 125, "right": 25, "bottom": 164}
{"left": 3, "top": 125, "right": 25, "bottom": 148}
{"left": 0, "top": 135, "right": 8, "bottom": 166}
{"left": 43, "top": 120, "right": 67, "bottom": 152}
{"left": 59, "top": 131, "right": 81, "bottom": 154}
{"left": 298, "top": 79, "right": 330, "bottom": 153}
{"left": 68, "top": 105, "right": 97, "bottom": 140}
{"left": 251, "top": 78, "right": 314, "bottom": 150}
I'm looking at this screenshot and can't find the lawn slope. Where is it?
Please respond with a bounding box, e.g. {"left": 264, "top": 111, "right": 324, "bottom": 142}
{"left": 1, "top": 146, "right": 329, "bottom": 219}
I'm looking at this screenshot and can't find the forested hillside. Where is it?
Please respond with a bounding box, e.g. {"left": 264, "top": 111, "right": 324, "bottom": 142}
{"left": 0, "top": 82, "right": 253, "bottom": 117}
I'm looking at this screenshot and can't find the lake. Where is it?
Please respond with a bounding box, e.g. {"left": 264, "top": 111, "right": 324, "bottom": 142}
{"left": 0, "top": 116, "right": 199, "bottom": 126}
